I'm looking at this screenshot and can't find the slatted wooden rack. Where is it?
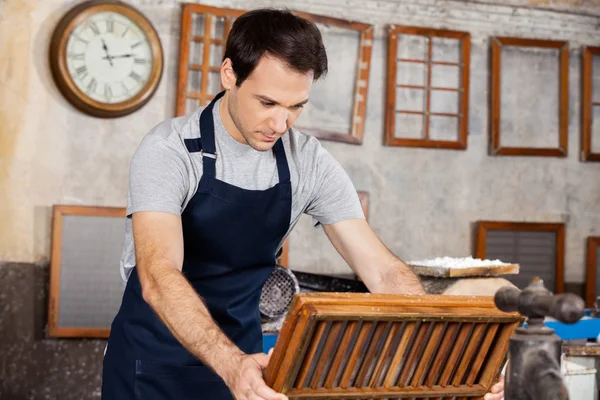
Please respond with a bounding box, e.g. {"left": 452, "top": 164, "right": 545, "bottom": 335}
{"left": 264, "top": 293, "right": 523, "bottom": 399}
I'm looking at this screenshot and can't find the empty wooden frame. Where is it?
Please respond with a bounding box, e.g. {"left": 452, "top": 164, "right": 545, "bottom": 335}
{"left": 290, "top": 12, "right": 373, "bottom": 145}
{"left": 475, "top": 221, "right": 565, "bottom": 293}
{"left": 585, "top": 236, "right": 600, "bottom": 308}
{"left": 175, "top": 4, "right": 244, "bottom": 115}
{"left": 490, "top": 37, "right": 569, "bottom": 157}
{"left": 582, "top": 46, "right": 600, "bottom": 162}
{"left": 265, "top": 292, "right": 522, "bottom": 398}
{"left": 175, "top": 4, "right": 374, "bottom": 145}
{"left": 277, "top": 239, "right": 290, "bottom": 268}
{"left": 48, "top": 205, "right": 127, "bottom": 338}
{"left": 385, "top": 25, "right": 471, "bottom": 149}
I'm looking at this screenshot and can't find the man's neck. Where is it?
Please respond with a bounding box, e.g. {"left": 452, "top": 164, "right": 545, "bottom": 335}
{"left": 218, "top": 91, "right": 247, "bottom": 145}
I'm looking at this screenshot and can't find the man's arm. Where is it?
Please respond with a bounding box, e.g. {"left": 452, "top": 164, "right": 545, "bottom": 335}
{"left": 322, "top": 218, "right": 425, "bottom": 295}
{"left": 132, "top": 211, "right": 286, "bottom": 400}
{"left": 323, "top": 217, "right": 506, "bottom": 399}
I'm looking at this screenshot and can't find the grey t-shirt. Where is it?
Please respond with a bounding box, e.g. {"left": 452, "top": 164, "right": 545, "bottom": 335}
{"left": 120, "top": 98, "right": 364, "bottom": 280}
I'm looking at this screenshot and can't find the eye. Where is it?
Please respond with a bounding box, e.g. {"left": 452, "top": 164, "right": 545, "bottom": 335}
{"left": 291, "top": 105, "right": 304, "bottom": 111}
{"left": 261, "top": 101, "right": 275, "bottom": 107}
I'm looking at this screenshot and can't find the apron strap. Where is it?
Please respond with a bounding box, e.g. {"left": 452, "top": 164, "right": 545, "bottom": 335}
{"left": 184, "top": 138, "right": 202, "bottom": 153}
{"left": 272, "top": 138, "right": 290, "bottom": 184}
{"left": 198, "top": 91, "right": 225, "bottom": 177}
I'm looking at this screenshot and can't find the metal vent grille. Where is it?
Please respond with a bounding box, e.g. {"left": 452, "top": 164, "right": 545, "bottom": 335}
{"left": 485, "top": 230, "right": 557, "bottom": 291}
{"left": 265, "top": 293, "right": 522, "bottom": 399}
{"left": 260, "top": 266, "right": 299, "bottom": 320}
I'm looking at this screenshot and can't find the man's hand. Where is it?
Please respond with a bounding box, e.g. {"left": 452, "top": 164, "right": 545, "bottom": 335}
{"left": 223, "top": 349, "right": 288, "bottom": 400}
{"left": 484, "top": 374, "right": 504, "bottom": 400}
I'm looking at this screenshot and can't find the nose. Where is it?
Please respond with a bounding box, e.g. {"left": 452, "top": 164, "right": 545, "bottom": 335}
{"left": 268, "top": 108, "right": 289, "bottom": 134}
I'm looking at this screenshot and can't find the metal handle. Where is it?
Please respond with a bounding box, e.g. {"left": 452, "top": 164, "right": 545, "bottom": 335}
{"left": 494, "top": 285, "right": 584, "bottom": 324}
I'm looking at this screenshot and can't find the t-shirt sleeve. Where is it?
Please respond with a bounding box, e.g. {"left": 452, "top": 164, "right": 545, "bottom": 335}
{"left": 127, "top": 133, "right": 190, "bottom": 217}
{"left": 304, "top": 143, "right": 365, "bottom": 226}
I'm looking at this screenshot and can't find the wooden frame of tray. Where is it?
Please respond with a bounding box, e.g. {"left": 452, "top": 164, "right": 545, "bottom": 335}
{"left": 408, "top": 263, "right": 520, "bottom": 278}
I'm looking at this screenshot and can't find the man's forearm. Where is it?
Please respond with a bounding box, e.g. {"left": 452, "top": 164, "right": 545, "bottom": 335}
{"left": 371, "top": 258, "right": 426, "bottom": 295}
{"left": 141, "top": 263, "right": 243, "bottom": 381}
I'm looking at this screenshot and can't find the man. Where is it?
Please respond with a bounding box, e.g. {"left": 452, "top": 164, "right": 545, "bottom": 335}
{"left": 101, "top": 8, "right": 505, "bottom": 400}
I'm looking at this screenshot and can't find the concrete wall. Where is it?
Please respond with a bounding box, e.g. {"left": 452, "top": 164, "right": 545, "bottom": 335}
{"left": 3, "top": 0, "right": 598, "bottom": 281}
{"left": 1, "top": 0, "right": 599, "bottom": 398}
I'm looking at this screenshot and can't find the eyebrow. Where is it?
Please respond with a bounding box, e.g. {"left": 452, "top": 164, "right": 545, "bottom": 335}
{"left": 253, "top": 94, "right": 309, "bottom": 108}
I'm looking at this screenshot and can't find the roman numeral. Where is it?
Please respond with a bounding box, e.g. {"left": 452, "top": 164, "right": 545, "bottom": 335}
{"left": 89, "top": 22, "right": 100, "bottom": 35}
{"left": 129, "top": 71, "right": 142, "bottom": 83}
{"left": 69, "top": 53, "right": 85, "bottom": 60}
{"left": 121, "top": 82, "right": 129, "bottom": 94}
{"left": 104, "top": 85, "right": 113, "bottom": 100}
{"left": 131, "top": 41, "right": 142, "bottom": 49}
{"left": 87, "top": 78, "right": 97, "bottom": 93}
{"left": 106, "top": 19, "right": 114, "bottom": 33}
{"left": 134, "top": 58, "right": 147, "bottom": 65}
{"left": 74, "top": 33, "right": 88, "bottom": 44}
{"left": 75, "top": 66, "right": 87, "bottom": 79}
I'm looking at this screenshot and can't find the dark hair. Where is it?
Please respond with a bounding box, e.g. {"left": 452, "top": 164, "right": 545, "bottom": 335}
{"left": 223, "top": 8, "right": 328, "bottom": 86}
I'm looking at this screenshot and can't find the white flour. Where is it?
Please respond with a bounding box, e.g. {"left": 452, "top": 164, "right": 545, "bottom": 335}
{"left": 407, "top": 256, "right": 511, "bottom": 269}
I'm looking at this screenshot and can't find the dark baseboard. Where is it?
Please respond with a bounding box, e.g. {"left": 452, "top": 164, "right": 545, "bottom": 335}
{"left": 0, "top": 262, "right": 106, "bottom": 400}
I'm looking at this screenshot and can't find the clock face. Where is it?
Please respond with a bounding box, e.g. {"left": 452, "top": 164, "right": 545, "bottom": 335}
{"left": 65, "top": 11, "right": 153, "bottom": 104}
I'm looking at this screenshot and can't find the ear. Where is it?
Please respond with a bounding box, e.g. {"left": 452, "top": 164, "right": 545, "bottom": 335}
{"left": 220, "top": 58, "right": 237, "bottom": 90}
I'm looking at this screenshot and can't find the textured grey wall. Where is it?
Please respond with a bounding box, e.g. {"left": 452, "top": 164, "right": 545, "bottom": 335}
{"left": 1, "top": 0, "right": 599, "bottom": 284}
{"left": 1, "top": 1, "right": 600, "bottom": 399}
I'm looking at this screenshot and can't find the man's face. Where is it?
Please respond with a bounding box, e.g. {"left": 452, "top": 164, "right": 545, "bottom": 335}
{"left": 221, "top": 55, "right": 313, "bottom": 151}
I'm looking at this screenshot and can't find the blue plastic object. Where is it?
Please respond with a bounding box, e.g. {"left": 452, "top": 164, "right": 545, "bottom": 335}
{"left": 544, "top": 317, "right": 600, "bottom": 340}
{"left": 263, "top": 334, "right": 278, "bottom": 354}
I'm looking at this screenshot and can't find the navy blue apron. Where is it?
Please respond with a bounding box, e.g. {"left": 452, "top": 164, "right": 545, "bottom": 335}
{"left": 101, "top": 90, "right": 292, "bottom": 399}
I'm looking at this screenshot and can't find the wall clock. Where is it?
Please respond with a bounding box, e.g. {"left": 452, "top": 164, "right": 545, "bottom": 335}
{"left": 50, "top": 0, "right": 163, "bottom": 118}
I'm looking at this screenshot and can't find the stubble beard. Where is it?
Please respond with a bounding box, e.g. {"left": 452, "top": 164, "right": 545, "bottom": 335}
{"left": 226, "top": 92, "right": 272, "bottom": 152}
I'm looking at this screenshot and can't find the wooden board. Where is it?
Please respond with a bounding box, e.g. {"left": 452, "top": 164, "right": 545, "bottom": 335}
{"left": 564, "top": 344, "right": 600, "bottom": 357}
{"left": 409, "top": 263, "right": 520, "bottom": 278}
{"left": 585, "top": 236, "right": 600, "bottom": 308}
{"left": 265, "top": 292, "right": 523, "bottom": 399}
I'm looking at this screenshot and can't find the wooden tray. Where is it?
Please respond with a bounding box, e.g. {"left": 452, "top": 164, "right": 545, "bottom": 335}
{"left": 264, "top": 293, "right": 523, "bottom": 399}
{"left": 408, "top": 263, "right": 520, "bottom": 278}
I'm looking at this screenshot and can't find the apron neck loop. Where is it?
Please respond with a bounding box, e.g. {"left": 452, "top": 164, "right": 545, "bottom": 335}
{"left": 199, "top": 91, "right": 225, "bottom": 177}
{"left": 199, "top": 90, "right": 291, "bottom": 183}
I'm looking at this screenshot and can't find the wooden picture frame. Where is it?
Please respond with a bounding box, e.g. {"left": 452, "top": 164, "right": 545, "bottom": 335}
{"left": 490, "top": 37, "right": 569, "bottom": 157}
{"left": 175, "top": 4, "right": 373, "bottom": 144}
{"left": 582, "top": 46, "right": 600, "bottom": 162}
{"left": 48, "top": 205, "right": 126, "bottom": 338}
{"left": 385, "top": 25, "right": 471, "bottom": 150}
{"left": 475, "top": 221, "right": 565, "bottom": 293}
{"left": 278, "top": 239, "right": 290, "bottom": 268}
{"left": 175, "top": 4, "right": 244, "bottom": 114}
{"left": 289, "top": 12, "right": 373, "bottom": 145}
{"left": 264, "top": 292, "right": 522, "bottom": 398}
{"left": 585, "top": 236, "right": 600, "bottom": 308}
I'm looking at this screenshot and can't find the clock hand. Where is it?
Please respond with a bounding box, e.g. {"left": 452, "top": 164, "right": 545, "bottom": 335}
{"left": 101, "top": 38, "right": 113, "bottom": 66}
{"left": 102, "top": 54, "right": 134, "bottom": 59}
